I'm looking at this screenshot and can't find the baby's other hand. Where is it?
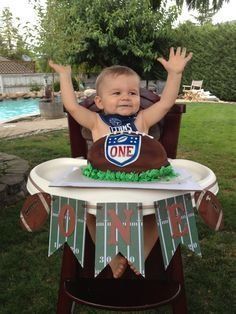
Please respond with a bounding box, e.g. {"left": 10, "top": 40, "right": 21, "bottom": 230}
{"left": 157, "top": 47, "right": 193, "bottom": 74}
{"left": 48, "top": 60, "right": 71, "bottom": 75}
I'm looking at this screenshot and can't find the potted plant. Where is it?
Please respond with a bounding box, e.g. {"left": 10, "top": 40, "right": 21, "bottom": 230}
{"left": 39, "top": 74, "right": 65, "bottom": 119}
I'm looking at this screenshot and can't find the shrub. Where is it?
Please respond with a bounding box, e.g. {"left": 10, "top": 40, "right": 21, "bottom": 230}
{"left": 173, "top": 21, "right": 236, "bottom": 101}
{"left": 53, "top": 77, "right": 79, "bottom": 92}
{"left": 29, "top": 82, "right": 41, "bottom": 92}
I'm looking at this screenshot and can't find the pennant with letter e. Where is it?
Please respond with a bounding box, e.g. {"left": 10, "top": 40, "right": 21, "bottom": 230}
{"left": 48, "top": 196, "right": 86, "bottom": 266}
{"left": 155, "top": 193, "right": 201, "bottom": 269}
{"left": 95, "top": 202, "right": 144, "bottom": 277}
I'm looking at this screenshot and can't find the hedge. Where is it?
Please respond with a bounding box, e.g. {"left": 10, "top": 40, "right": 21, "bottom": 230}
{"left": 172, "top": 21, "right": 236, "bottom": 101}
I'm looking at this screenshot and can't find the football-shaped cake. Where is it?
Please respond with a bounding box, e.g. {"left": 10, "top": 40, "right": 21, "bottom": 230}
{"left": 87, "top": 132, "right": 169, "bottom": 173}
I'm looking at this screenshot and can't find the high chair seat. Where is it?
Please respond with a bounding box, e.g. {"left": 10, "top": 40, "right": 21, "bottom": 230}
{"left": 57, "top": 88, "right": 187, "bottom": 313}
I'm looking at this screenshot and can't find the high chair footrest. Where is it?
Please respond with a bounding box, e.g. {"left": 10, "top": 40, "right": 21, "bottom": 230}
{"left": 64, "top": 278, "right": 181, "bottom": 311}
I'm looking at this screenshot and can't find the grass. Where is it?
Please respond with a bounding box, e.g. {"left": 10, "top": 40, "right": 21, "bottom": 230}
{"left": 0, "top": 102, "right": 235, "bottom": 313}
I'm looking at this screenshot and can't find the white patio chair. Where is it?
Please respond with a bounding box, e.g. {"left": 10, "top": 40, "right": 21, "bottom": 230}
{"left": 183, "top": 80, "right": 203, "bottom": 93}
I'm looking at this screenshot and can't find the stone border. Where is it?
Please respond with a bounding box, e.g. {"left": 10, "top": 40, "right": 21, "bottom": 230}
{"left": 0, "top": 152, "right": 30, "bottom": 209}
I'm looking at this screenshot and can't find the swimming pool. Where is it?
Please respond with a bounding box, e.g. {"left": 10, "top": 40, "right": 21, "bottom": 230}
{"left": 0, "top": 98, "right": 40, "bottom": 123}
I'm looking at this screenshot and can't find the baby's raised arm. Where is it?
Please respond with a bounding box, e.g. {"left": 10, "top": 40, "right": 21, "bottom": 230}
{"left": 138, "top": 47, "right": 192, "bottom": 131}
{"left": 49, "top": 60, "right": 97, "bottom": 130}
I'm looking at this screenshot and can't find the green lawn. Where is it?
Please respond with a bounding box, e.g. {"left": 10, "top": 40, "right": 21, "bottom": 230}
{"left": 0, "top": 102, "right": 235, "bottom": 313}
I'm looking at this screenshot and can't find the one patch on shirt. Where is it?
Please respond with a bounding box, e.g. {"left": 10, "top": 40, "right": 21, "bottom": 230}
{"left": 105, "top": 133, "right": 141, "bottom": 167}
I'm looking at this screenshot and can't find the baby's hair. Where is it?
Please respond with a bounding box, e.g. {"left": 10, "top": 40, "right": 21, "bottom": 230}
{"left": 95, "top": 65, "right": 140, "bottom": 95}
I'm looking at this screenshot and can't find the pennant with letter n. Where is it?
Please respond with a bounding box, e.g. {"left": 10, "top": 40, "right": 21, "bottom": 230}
{"left": 95, "top": 202, "right": 144, "bottom": 277}
{"left": 48, "top": 196, "right": 86, "bottom": 266}
{"left": 155, "top": 193, "right": 201, "bottom": 269}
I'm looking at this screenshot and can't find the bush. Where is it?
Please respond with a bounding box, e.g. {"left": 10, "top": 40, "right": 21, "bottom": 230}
{"left": 53, "top": 77, "right": 79, "bottom": 92}
{"left": 29, "top": 82, "right": 41, "bottom": 92}
{"left": 53, "top": 81, "right": 60, "bottom": 92}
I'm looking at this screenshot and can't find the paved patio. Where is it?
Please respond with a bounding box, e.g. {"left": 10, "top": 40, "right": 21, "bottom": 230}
{"left": 0, "top": 116, "right": 68, "bottom": 139}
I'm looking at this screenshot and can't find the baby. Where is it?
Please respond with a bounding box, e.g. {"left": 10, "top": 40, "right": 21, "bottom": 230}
{"left": 49, "top": 47, "right": 192, "bottom": 278}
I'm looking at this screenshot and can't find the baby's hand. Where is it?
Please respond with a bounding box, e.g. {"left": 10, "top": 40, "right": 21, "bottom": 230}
{"left": 157, "top": 47, "right": 193, "bottom": 74}
{"left": 48, "top": 60, "right": 71, "bottom": 75}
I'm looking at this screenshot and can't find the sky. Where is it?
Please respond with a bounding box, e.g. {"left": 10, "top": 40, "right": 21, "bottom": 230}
{"left": 0, "top": 0, "right": 235, "bottom": 31}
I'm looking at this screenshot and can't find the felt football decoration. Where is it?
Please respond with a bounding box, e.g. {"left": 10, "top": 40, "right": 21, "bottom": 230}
{"left": 88, "top": 133, "right": 169, "bottom": 173}
{"left": 194, "top": 190, "right": 224, "bottom": 231}
{"left": 20, "top": 193, "right": 51, "bottom": 232}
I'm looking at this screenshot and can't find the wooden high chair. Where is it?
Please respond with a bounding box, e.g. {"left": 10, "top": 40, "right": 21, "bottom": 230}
{"left": 57, "top": 88, "right": 187, "bottom": 313}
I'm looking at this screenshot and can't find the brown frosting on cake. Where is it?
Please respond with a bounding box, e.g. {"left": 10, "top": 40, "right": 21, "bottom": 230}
{"left": 87, "top": 134, "right": 169, "bottom": 173}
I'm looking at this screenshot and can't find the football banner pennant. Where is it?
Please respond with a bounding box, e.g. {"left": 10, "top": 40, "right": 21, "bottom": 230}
{"left": 95, "top": 202, "right": 145, "bottom": 277}
{"left": 48, "top": 196, "right": 86, "bottom": 266}
{"left": 155, "top": 193, "right": 201, "bottom": 269}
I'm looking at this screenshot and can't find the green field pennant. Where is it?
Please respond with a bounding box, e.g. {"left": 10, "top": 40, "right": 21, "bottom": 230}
{"left": 155, "top": 193, "right": 201, "bottom": 269}
{"left": 95, "top": 202, "right": 145, "bottom": 277}
{"left": 48, "top": 196, "right": 86, "bottom": 266}
{"left": 47, "top": 194, "right": 201, "bottom": 275}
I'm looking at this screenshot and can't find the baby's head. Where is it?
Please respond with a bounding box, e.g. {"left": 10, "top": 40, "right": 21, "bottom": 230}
{"left": 96, "top": 65, "right": 140, "bottom": 96}
{"left": 95, "top": 65, "right": 141, "bottom": 116}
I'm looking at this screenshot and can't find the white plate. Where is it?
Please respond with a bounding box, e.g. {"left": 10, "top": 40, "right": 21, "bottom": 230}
{"left": 27, "top": 158, "right": 218, "bottom": 215}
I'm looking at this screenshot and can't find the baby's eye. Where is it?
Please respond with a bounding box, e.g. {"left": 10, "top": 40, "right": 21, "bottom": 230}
{"left": 129, "top": 91, "right": 138, "bottom": 95}
{"left": 112, "top": 91, "right": 120, "bottom": 95}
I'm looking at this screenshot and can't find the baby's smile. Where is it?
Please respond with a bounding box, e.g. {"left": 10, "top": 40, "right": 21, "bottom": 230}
{"left": 118, "top": 103, "right": 132, "bottom": 107}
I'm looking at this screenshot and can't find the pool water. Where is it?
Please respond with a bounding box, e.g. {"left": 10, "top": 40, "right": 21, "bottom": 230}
{"left": 0, "top": 98, "right": 40, "bottom": 122}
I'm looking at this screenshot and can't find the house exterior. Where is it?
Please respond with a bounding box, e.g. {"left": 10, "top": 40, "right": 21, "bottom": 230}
{"left": 0, "top": 56, "right": 55, "bottom": 94}
{"left": 0, "top": 56, "right": 35, "bottom": 74}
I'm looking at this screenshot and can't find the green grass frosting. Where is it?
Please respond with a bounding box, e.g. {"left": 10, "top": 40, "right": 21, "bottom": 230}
{"left": 82, "top": 163, "right": 178, "bottom": 182}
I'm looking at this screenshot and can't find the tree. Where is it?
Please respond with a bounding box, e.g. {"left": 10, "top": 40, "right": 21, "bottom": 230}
{"left": 163, "top": 0, "right": 229, "bottom": 11}
{"left": 33, "top": 0, "right": 84, "bottom": 71}
{"left": 191, "top": 5, "right": 219, "bottom": 25}
{"left": 179, "top": 0, "right": 229, "bottom": 11}
{"left": 36, "top": 0, "right": 178, "bottom": 78}
{"left": 0, "top": 8, "right": 18, "bottom": 57}
{"left": 0, "top": 7, "right": 32, "bottom": 59}
{"left": 35, "top": 0, "right": 230, "bottom": 76}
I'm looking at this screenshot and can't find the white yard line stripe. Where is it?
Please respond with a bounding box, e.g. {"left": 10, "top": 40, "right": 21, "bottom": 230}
{"left": 56, "top": 196, "right": 61, "bottom": 249}
{"left": 138, "top": 204, "right": 143, "bottom": 275}
{"left": 183, "top": 194, "right": 194, "bottom": 250}
{"left": 73, "top": 199, "right": 78, "bottom": 257}
{"left": 65, "top": 198, "right": 69, "bottom": 242}
{"left": 156, "top": 203, "right": 169, "bottom": 267}
{"left": 167, "top": 198, "right": 177, "bottom": 253}
{"left": 104, "top": 203, "right": 107, "bottom": 268}
{"left": 81, "top": 202, "right": 87, "bottom": 266}
{"left": 175, "top": 196, "right": 184, "bottom": 245}
{"left": 126, "top": 203, "right": 130, "bottom": 261}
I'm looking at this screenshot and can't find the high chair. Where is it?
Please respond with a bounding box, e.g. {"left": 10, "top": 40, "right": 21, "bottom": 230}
{"left": 57, "top": 88, "right": 187, "bottom": 313}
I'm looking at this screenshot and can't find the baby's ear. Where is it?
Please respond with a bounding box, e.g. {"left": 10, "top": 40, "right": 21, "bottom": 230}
{"left": 94, "top": 95, "right": 103, "bottom": 109}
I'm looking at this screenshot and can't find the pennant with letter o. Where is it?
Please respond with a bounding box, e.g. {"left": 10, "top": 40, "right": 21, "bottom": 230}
{"left": 48, "top": 196, "right": 86, "bottom": 266}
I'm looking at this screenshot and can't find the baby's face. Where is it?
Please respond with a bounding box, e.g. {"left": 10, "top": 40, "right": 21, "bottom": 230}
{"left": 95, "top": 74, "right": 140, "bottom": 116}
